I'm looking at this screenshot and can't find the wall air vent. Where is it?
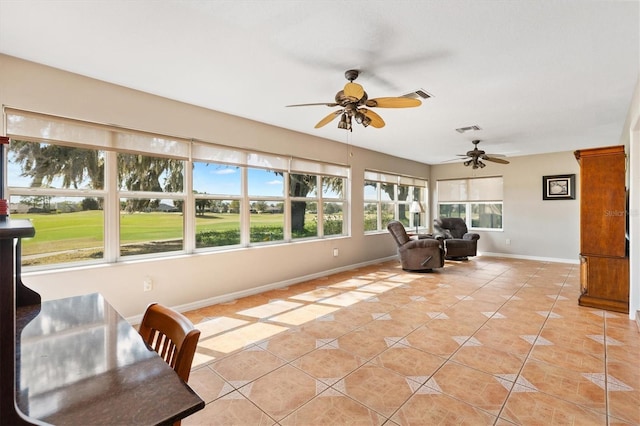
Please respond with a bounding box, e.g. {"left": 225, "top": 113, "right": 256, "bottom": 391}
{"left": 455, "top": 125, "right": 482, "bottom": 133}
{"left": 402, "top": 89, "right": 432, "bottom": 99}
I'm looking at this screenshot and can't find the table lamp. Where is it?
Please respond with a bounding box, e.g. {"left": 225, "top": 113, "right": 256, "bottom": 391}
{"left": 409, "top": 201, "right": 424, "bottom": 234}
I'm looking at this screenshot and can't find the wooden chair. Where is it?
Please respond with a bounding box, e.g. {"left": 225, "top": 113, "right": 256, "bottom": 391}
{"left": 139, "top": 303, "right": 201, "bottom": 383}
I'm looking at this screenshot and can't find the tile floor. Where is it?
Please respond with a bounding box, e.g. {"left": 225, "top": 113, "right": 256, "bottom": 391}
{"left": 182, "top": 256, "right": 639, "bottom": 425}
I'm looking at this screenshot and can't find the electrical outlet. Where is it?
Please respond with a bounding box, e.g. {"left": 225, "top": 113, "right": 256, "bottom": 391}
{"left": 506, "top": 239, "right": 511, "bottom": 245}
{"left": 333, "top": 248, "right": 339, "bottom": 257}
{"left": 143, "top": 277, "right": 153, "bottom": 292}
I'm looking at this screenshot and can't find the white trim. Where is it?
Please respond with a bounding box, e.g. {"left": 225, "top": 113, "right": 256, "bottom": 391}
{"left": 479, "top": 252, "right": 580, "bottom": 264}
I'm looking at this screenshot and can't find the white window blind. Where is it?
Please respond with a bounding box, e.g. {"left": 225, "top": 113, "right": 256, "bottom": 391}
{"left": 438, "top": 177, "right": 502, "bottom": 202}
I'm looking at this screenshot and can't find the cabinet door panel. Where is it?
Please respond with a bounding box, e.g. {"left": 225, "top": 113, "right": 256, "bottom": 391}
{"left": 578, "top": 148, "right": 626, "bottom": 257}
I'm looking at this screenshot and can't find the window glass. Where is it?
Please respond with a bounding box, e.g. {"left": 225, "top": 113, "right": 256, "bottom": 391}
{"left": 249, "top": 200, "right": 284, "bottom": 243}
{"left": 118, "top": 153, "right": 184, "bottom": 193}
{"left": 364, "top": 180, "right": 377, "bottom": 200}
{"left": 323, "top": 202, "right": 344, "bottom": 236}
{"left": 437, "top": 177, "right": 503, "bottom": 230}
{"left": 364, "top": 202, "right": 378, "bottom": 232}
{"left": 119, "top": 198, "right": 183, "bottom": 256}
{"left": 193, "top": 162, "right": 240, "bottom": 195}
{"left": 289, "top": 174, "right": 317, "bottom": 197}
{"left": 439, "top": 203, "right": 467, "bottom": 220}
{"left": 322, "top": 176, "right": 344, "bottom": 198}
{"left": 472, "top": 202, "right": 503, "bottom": 229}
{"left": 364, "top": 171, "right": 427, "bottom": 233}
{"left": 291, "top": 200, "right": 318, "bottom": 239}
{"left": 195, "top": 198, "right": 241, "bottom": 248}
{"left": 381, "top": 203, "right": 395, "bottom": 228}
{"left": 380, "top": 183, "right": 394, "bottom": 202}
{"left": 248, "top": 168, "right": 283, "bottom": 197}
{"left": 10, "top": 195, "right": 104, "bottom": 266}
{"left": 8, "top": 140, "right": 105, "bottom": 190}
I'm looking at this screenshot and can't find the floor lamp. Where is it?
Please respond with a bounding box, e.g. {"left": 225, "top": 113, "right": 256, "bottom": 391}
{"left": 409, "top": 201, "right": 424, "bottom": 234}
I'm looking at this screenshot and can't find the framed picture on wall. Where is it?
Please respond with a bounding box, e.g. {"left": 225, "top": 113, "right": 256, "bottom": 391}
{"left": 542, "top": 174, "right": 575, "bottom": 200}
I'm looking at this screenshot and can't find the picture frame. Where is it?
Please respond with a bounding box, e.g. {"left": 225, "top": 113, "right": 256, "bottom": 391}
{"left": 542, "top": 174, "right": 575, "bottom": 200}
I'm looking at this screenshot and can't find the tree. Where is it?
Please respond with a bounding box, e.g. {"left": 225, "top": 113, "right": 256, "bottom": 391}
{"left": 118, "top": 153, "right": 183, "bottom": 211}
{"left": 9, "top": 140, "right": 184, "bottom": 213}
{"left": 10, "top": 140, "right": 104, "bottom": 189}
{"left": 282, "top": 173, "right": 343, "bottom": 233}
{"left": 81, "top": 197, "right": 100, "bottom": 211}
{"left": 365, "top": 181, "right": 410, "bottom": 221}
{"left": 195, "top": 199, "right": 210, "bottom": 216}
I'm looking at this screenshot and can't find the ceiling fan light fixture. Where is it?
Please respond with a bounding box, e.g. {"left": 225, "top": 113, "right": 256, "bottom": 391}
{"left": 338, "top": 113, "right": 351, "bottom": 131}
{"left": 354, "top": 110, "right": 372, "bottom": 127}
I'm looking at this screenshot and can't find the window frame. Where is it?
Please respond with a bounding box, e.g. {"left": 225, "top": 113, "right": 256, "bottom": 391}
{"left": 364, "top": 171, "right": 428, "bottom": 234}
{"left": 4, "top": 108, "right": 350, "bottom": 269}
{"left": 437, "top": 177, "right": 504, "bottom": 232}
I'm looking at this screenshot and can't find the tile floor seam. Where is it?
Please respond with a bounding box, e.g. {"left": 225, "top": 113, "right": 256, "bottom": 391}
{"left": 183, "top": 259, "right": 637, "bottom": 425}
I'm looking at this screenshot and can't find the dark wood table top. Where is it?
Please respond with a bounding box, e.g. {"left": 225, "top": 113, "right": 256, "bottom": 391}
{"left": 16, "top": 293, "right": 204, "bottom": 425}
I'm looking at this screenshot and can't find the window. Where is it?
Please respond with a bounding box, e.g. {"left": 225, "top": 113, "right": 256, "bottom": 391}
{"left": 193, "top": 163, "right": 241, "bottom": 248}
{"left": 364, "top": 171, "right": 427, "bottom": 233}
{"left": 5, "top": 108, "right": 350, "bottom": 268}
{"left": 437, "top": 177, "right": 503, "bottom": 230}
{"left": 249, "top": 167, "right": 285, "bottom": 243}
{"left": 118, "top": 152, "right": 186, "bottom": 257}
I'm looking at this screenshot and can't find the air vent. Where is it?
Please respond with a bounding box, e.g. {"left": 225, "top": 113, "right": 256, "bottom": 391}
{"left": 402, "top": 89, "right": 432, "bottom": 99}
{"left": 455, "top": 125, "right": 482, "bottom": 133}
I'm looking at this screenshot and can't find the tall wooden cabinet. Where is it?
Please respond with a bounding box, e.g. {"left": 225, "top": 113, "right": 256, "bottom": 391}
{"left": 574, "top": 145, "right": 629, "bottom": 313}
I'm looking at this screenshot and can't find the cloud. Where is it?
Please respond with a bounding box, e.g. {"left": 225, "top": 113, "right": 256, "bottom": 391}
{"left": 267, "top": 180, "right": 282, "bottom": 185}
{"left": 214, "top": 168, "right": 237, "bottom": 175}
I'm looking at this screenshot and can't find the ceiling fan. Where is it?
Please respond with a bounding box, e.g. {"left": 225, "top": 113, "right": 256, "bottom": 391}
{"left": 286, "top": 69, "right": 421, "bottom": 131}
{"left": 450, "top": 140, "right": 510, "bottom": 169}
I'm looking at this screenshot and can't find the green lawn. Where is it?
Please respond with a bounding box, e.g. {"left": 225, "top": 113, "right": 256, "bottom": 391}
{"left": 13, "top": 210, "right": 291, "bottom": 255}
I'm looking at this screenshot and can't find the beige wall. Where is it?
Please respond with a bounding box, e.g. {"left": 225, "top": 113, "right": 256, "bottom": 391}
{"left": 3, "top": 54, "right": 626, "bottom": 320}
{"left": 0, "top": 54, "right": 429, "bottom": 318}
{"left": 430, "top": 152, "right": 580, "bottom": 262}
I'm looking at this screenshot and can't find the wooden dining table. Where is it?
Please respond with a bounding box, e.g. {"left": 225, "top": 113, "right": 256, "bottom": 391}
{"left": 15, "top": 292, "right": 204, "bottom": 425}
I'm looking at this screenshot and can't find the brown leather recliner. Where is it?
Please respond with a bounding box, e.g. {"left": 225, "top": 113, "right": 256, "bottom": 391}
{"left": 433, "top": 217, "right": 480, "bottom": 260}
{"left": 387, "top": 221, "right": 445, "bottom": 271}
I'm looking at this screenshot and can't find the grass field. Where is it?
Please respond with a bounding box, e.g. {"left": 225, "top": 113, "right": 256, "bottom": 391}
{"left": 13, "top": 210, "right": 306, "bottom": 256}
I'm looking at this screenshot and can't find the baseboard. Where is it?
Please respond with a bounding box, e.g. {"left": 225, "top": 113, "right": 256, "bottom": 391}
{"left": 479, "top": 252, "right": 580, "bottom": 265}
{"left": 126, "top": 255, "right": 398, "bottom": 324}
{"left": 126, "top": 253, "right": 579, "bottom": 324}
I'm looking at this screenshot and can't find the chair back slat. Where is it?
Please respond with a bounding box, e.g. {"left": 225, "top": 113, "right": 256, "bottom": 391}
{"left": 139, "top": 303, "right": 201, "bottom": 383}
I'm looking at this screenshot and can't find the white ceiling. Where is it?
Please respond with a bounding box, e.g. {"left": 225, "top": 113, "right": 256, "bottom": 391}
{"left": 0, "top": 0, "right": 638, "bottom": 165}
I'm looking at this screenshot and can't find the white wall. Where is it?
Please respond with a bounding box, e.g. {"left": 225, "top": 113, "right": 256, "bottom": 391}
{"left": 622, "top": 75, "right": 640, "bottom": 320}
{"left": 430, "top": 152, "right": 580, "bottom": 263}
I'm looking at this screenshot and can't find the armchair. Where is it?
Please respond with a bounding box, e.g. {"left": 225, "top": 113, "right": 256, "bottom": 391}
{"left": 387, "top": 221, "right": 444, "bottom": 271}
{"left": 433, "top": 217, "right": 480, "bottom": 260}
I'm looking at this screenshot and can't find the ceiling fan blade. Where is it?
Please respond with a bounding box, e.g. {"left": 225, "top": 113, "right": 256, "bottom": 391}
{"left": 360, "top": 108, "right": 385, "bottom": 128}
{"left": 344, "top": 82, "right": 365, "bottom": 100}
{"left": 286, "top": 102, "right": 339, "bottom": 107}
{"left": 484, "top": 157, "right": 510, "bottom": 164}
{"left": 365, "top": 97, "right": 422, "bottom": 108}
{"left": 314, "top": 110, "right": 343, "bottom": 128}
